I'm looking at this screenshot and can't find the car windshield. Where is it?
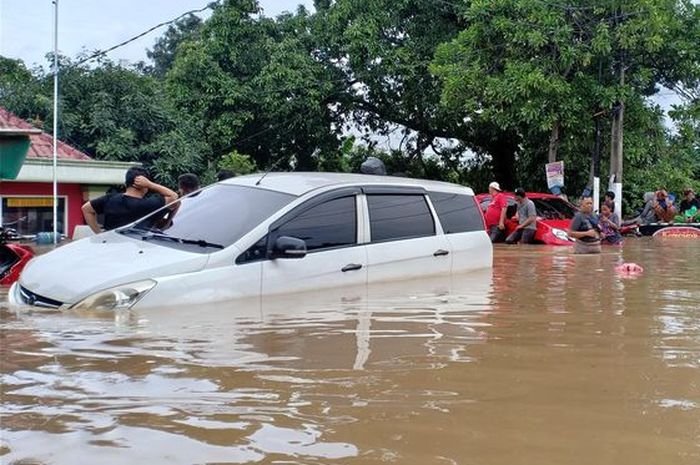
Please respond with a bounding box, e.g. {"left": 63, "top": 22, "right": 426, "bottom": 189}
{"left": 119, "top": 184, "right": 295, "bottom": 253}
{"left": 479, "top": 195, "right": 516, "bottom": 212}
{"left": 532, "top": 197, "right": 578, "bottom": 220}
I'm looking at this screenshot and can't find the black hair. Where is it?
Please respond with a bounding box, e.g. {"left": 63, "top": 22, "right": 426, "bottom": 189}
{"left": 178, "top": 173, "right": 200, "bottom": 193}
{"left": 216, "top": 170, "right": 235, "bottom": 181}
{"left": 125, "top": 167, "right": 149, "bottom": 187}
{"left": 605, "top": 190, "right": 615, "bottom": 200}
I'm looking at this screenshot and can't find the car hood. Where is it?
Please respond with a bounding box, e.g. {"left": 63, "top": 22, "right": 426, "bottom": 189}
{"left": 19, "top": 231, "right": 210, "bottom": 304}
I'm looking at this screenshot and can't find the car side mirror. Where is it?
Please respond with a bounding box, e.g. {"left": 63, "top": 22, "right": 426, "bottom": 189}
{"left": 269, "top": 236, "right": 307, "bottom": 259}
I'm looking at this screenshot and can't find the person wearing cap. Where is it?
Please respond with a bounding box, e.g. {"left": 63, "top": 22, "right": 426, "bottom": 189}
{"left": 678, "top": 188, "right": 699, "bottom": 223}
{"left": 484, "top": 181, "right": 508, "bottom": 242}
{"left": 505, "top": 188, "right": 537, "bottom": 244}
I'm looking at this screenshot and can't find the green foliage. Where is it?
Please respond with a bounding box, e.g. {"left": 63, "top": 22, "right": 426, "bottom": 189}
{"left": 217, "top": 150, "right": 257, "bottom": 175}
{"left": 146, "top": 13, "right": 203, "bottom": 78}
{"left": 1, "top": 0, "right": 697, "bottom": 203}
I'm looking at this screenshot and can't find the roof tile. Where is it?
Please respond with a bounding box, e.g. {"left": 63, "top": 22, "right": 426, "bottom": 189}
{"left": 0, "top": 107, "right": 92, "bottom": 161}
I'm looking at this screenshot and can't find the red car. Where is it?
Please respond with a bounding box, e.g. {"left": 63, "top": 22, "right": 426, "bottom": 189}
{"left": 476, "top": 192, "right": 577, "bottom": 246}
{"left": 0, "top": 227, "right": 35, "bottom": 286}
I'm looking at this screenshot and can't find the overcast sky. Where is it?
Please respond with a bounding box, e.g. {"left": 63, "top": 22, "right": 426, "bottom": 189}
{"left": 0, "top": 0, "right": 314, "bottom": 68}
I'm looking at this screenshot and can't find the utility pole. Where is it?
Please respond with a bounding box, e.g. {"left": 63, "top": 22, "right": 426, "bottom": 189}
{"left": 609, "top": 62, "right": 625, "bottom": 216}
{"left": 609, "top": 2, "right": 625, "bottom": 216}
{"left": 52, "top": 0, "right": 59, "bottom": 245}
{"left": 592, "top": 61, "right": 603, "bottom": 213}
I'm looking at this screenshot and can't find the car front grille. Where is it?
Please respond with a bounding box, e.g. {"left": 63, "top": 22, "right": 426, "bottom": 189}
{"left": 19, "top": 285, "right": 64, "bottom": 309}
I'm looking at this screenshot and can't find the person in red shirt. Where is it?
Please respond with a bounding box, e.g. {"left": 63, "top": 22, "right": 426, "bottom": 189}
{"left": 484, "top": 181, "right": 508, "bottom": 243}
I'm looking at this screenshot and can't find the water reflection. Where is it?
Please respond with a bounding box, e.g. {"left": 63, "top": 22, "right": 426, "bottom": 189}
{"left": 1, "top": 239, "right": 699, "bottom": 465}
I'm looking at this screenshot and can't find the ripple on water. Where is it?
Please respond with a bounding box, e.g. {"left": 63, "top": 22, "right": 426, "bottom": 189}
{"left": 1, "top": 239, "right": 700, "bottom": 465}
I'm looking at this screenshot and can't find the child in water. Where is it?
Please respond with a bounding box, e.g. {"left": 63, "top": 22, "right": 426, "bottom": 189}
{"left": 599, "top": 203, "right": 622, "bottom": 245}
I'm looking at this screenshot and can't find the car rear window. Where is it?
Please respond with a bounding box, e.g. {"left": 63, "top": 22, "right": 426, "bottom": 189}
{"left": 428, "top": 191, "right": 484, "bottom": 233}
{"left": 367, "top": 194, "right": 435, "bottom": 242}
{"left": 532, "top": 198, "right": 578, "bottom": 219}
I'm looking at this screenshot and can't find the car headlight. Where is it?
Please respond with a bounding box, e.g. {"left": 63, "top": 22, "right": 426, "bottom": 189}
{"left": 70, "top": 279, "right": 156, "bottom": 311}
{"left": 551, "top": 228, "right": 573, "bottom": 242}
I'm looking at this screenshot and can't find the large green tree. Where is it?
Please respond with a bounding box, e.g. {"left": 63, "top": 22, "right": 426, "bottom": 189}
{"left": 432, "top": 0, "right": 700, "bottom": 201}
{"left": 167, "top": 0, "right": 347, "bottom": 171}
{"left": 2, "top": 0, "right": 697, "bottom": 203}
{"left": 0, "top": 55, "right": 209, "bottom": 187}
{"left": 315, "top": 0, "right": 523, "bottom": 188}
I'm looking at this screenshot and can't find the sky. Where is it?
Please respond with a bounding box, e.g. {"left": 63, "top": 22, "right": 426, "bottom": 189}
{"left": 0, "top": 0, "right": 314, "bottom": 68}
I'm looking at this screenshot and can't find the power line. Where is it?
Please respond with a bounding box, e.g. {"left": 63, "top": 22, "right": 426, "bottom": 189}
{"left": 69, "top": 1, "right": 221, "bottom": 70}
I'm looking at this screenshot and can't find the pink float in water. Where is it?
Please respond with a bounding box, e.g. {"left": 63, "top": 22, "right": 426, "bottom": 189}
{"left": 615, "top": 262, "right": 644, "bottom": 277}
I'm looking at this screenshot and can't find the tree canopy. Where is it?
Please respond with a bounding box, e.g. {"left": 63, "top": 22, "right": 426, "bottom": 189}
{"left": 1, "top": 0, "right": 698, "bottom": 212}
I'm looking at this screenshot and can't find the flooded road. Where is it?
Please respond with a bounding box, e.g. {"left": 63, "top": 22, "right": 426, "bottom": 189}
{"left": 1, "top": 238, "right": 699, "bottom": 464}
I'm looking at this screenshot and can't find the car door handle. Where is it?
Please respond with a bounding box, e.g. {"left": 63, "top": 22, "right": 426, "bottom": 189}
{"left": 341, "top": 263, "right": 363, "bottom": 272}
{"left": 433, "top": 249, "right": 450, "bottom": 257}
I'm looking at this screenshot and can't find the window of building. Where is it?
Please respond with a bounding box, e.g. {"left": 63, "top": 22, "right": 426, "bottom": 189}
{"left": 0, "top": 197, "right": 67, "bottom": 236}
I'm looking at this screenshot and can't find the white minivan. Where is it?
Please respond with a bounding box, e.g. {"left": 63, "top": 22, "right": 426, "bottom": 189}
{"left": 9, "top": 172, "right": 492, "bottom": 310}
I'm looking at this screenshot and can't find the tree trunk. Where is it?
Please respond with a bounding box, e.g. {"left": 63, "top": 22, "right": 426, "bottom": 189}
{"left": 548, "top": 120, "right": 560, "bottom": 163}
{"left": 610, "top": 64, "right": 625, "bottom": 215}
{"left": 489, "top": 133, "right": 518, "bottom": 190}
{"left": 610, "top": 68, "right": 625, "bottom": 185}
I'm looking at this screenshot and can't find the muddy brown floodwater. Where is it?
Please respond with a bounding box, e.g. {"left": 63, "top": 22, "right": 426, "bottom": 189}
{"left": 1, "top": 238, "right": 699, "bottom": 465}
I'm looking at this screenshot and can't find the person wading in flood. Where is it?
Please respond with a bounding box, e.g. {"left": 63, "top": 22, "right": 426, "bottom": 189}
{"left": 568, "top": 196, "right": 601, "bottom": 254}
{"left": 82, "top": 167, "right": 178, "bottom": 233}
{"left": 505, "top": 188, "right": 537, "bottom": 244}
{"left": 484, "top": 182, "right": 508, "bottom": 243}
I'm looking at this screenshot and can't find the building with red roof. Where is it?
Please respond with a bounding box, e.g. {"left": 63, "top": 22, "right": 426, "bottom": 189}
{"left": 0, "top": 107, "right": 137, "bottom": 237}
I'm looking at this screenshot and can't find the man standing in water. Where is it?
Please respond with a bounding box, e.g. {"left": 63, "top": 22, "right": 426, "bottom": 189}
{"left": 568, "top": 196, "right": 601, "bottom": 254}
{"left": 82, "top": 167, "right": 178, "bottom": 233}
{"left": 506, "top": 188, "right": 537, "bottom": 244}
{"left": 485, "top": 181, "right": 508, "bottom": 243}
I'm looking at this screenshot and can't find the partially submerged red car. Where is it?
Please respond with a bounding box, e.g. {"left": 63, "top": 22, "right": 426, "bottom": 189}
{"left": 476, "top": 192, "right": 577, "bottom": 246}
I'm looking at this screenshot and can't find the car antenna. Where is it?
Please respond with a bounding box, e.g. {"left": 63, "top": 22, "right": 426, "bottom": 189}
{"left": 255, "top": 156, "right": 287, "bottom": 186}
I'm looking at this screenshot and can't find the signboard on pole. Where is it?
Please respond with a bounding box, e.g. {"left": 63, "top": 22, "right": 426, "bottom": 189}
{"left": 545, "top": 161, "right": 564, "bottom": 194}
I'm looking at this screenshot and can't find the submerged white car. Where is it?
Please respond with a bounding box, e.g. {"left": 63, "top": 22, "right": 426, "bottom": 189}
{"left": 9, "top": 172, "right": 492, "bottom": 310}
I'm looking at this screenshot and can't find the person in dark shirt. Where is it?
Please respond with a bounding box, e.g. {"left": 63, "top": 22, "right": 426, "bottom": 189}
{"left": 568, "top": 196, "right": 601, "bottom": 254}
{"left": 178, "top": 173, "right": 200, "bottom": 196}
{"left": 678, "top": 188, "right": 699, "bottom": 223}
{"left": 82, "top": 167, "right": 178, "bottom": 233}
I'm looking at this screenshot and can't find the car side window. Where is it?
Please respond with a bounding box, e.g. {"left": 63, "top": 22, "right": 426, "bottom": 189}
{"left": 428, "top": 191, "right": 484, "bottom": 233}
{"left": 367, "top": 194, "right": 435, "bottom": 242}
{"left": 274, "top": 196, "right": 357, "bottom": 251}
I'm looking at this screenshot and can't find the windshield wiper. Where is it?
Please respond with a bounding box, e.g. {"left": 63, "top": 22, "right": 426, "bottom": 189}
{"left": 144, "top": 234, "right": 224, "bottom": 249}
{"left": 120, "top": 226, "right": 163, "bottom": 234}
{"left": 120, "top": 227, "right": 224, "bottom": 249}
{"left": 178, "top": 238, "right": 224, "bottom": 249}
